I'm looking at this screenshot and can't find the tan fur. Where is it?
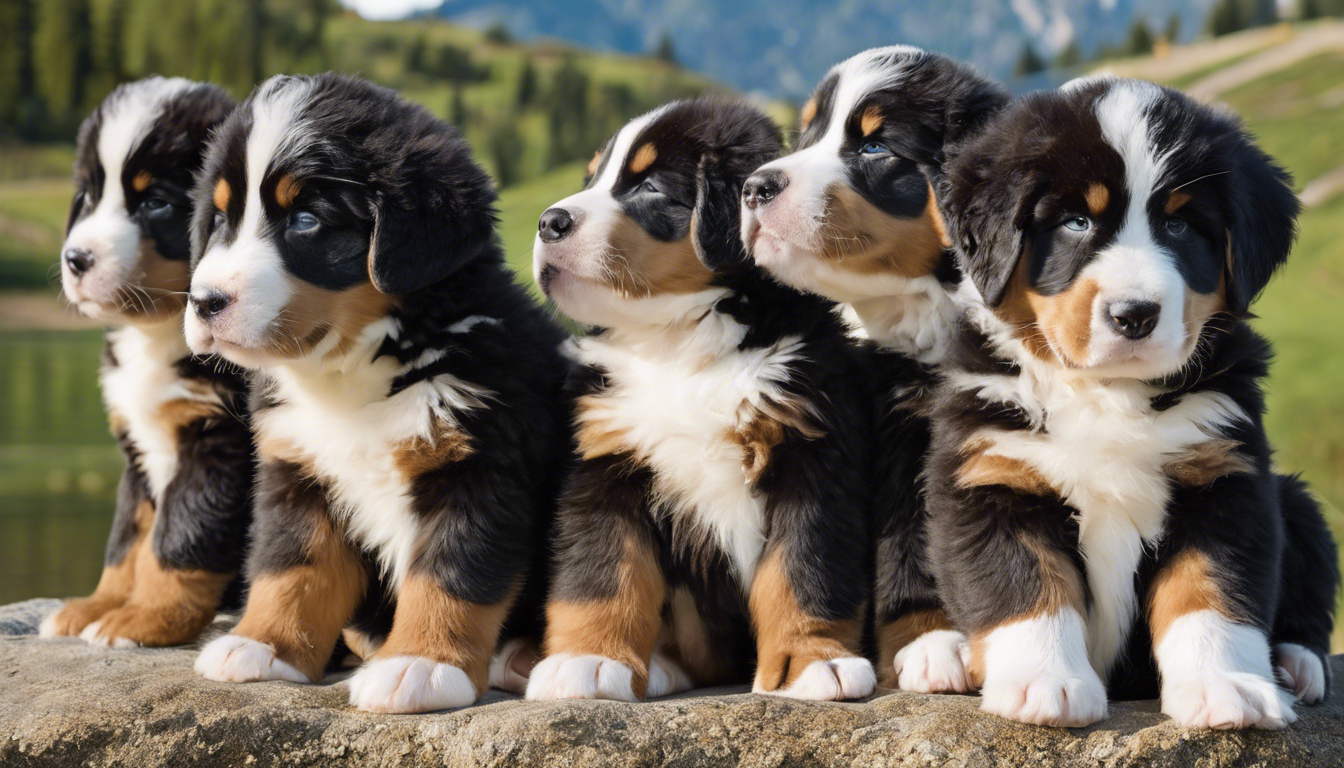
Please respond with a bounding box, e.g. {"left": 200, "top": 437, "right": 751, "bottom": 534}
{"left": 213, "top": 178, "right": 230, "bottom": 212}
{"left": 1086, "top": 184, "right": 1110, "bottom": 216}
{"left": 1147, "top": 549, "right": 1229, "bottom": 645}
{"left": 628, "top": 143, "right": 658, "bottom": 175}
{"left": 799, "top": 98, "right": 818, "bottom": 131}
{"left": 662, "top": 587, "right": 732, "bottom": 685}
{"left": 270, "top": 281, "right": 396, "bottom": 359}
{"left": 574, "top": 394, "right": 639, "bottom": 462}
{"left": 602, "top": 215, "right": 714, "bottom": 297}
{"left": 876, "top": 608, "right": 955, "bottom": 688}
{"left": 392, "top": 425, "right": 475, "bottom": 480}
{"left": 956, "top": 438, "right": 1056, "bottom": 497}
{"left": 816, "top": 184, "right": 946, "bottom": 278}
{"left": 860, "top": 105, "right": 884, "bottom": 136}
{"left": 1164, "top": 439, "right": 1254, "bottom": 487}
{"left": 43, "top": 499, "right": 154, "bottom": 636}
{"left": 232, "top": 517, "right": 369, "bottom": 681}
{"left": 156, "top": 399, "right": 228, "bottom": 439}
{"left": 1182, "top": 274, "right": 1228, "bottom": 361}
{"left": 544, "top": 534, "right": 666, "bottom": 697}
{"left": 927, "top": 183, "right": 952, "bottom": 248}
{"left": 115, "top": 239, "right": 190, "bottom": 320}
{"left": 342, "top": 627, "right": 384, "bottom": 661}
{"left": 586, "top": 150, "right": 603, "bottom": 178}
{"left": 274, "top": 174, "right": 302, "bottom": 209}
{"left": 133, "top": 171, "right": 153, "bottom": 193}
{"left": 749, "top": 548, "right": 863, "bottom": 691}
{"left": 89, "top": 544, "right": 234, "bottom": 646}
{"left": 1025, "top": 278, "right": 1101, "bottom": 367}
{"left": 376, "top": 574, "right": 515, "bottom": 695}
{"left": 1165, "top": 190, "right": 1192, "bottom": 215}
{"left": 730, "top": 394, "right": 823, "bottom": 482}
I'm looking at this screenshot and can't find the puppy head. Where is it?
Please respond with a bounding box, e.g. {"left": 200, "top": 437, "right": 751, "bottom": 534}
{"left": 61, "top": 78, "right": 234, "bottom": 323}
{"left": 945, "top": 77, "right": 1298, "bottom": 379}
{"left": 532, "top": 98, "right": 782, "bottom": 328}
{"left": 741, "top": 47, "right": 1007, "bottom": 303}
{"left": 186, "top": 73, "right": 497, "bottom": 368}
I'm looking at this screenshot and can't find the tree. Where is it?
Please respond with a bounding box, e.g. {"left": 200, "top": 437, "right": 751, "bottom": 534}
{"left": 653, "top": 32, "right": 676, "bottom": 66}
{"left": 407, "top": 33, "right": 428, "bottom": 73}
{"left": 483, "top": 20, "right": 511, "bottom": 45}
{"left": 1054, "top": 40, "right": 1083, "bottom": 69}
{"left": 1164, "top": 13, "right": 1181, "bottom": 43}
{"left": 33, "top": 0, "right": 95, "bottom": 117}
{"left": 516, "top": 58, "right": 537, "bottom": 109}
{"left": 1014, "top": 42, "right": 1046, "bottom": 77}
{"left": 1208, "top": 0, "right": 1246, "bottom": 36}
{"left": 1126, "top": 17, "right": 1154, "bottom": 56}
{"left": 1242, "top": 0, "right": 1277, "bottom": 26}
{"left": 0, "top": 0, "right": 33, "bottom": 127}
{"left": 490, "top": 120, "right": 525, "bottom": 187}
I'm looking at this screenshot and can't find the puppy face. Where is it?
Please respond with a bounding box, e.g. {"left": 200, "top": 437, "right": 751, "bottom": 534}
{"left": 741, "top": 47, "right": 1006, "bottom": 303}
{"left": 533, "top": 99, "right": 782, "bottom": 328}
{"left": 60, "top": 78, "right": 233, "bottom": 323}
{"left": 946, "top": 78, "right": 1299, "bottom": 379}
{"left": 186, "top": 74, "right": 497, "bottom": 368}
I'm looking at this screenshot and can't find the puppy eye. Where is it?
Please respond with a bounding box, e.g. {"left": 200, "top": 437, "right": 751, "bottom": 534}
{"left": 860, "top": 142, "right": 889, "bottom": 155}
{"left": 288, "top": 211, "right": 320, "bottom": 232}
{"left": 1165, "top": 217, "right": 1188, "bottom": 236}
{"left": 213, "top": 210, "right": 227, "bottom": 229}
{"left": 640, "top": 180, "right": 660, "bottom": 194}
{"left": 141, "top": 196, "right": 171, "bottom": 213}
{"left": 1063, "top": 216, "right": 1091, "bottom": 232}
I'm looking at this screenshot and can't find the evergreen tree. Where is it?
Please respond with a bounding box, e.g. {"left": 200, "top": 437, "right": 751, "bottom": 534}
{"left": 1126, "top": 17, "right": 1154, "bottom": 56}
{"left": 1164, "top": 13, "right": 1181, "bottom": 42}
{"left": 517, "top": 58, "right": 537, "bottom": 109}
{"left": 0, "top": 0, "right": 30, "bottom": 126}
{"left": 407, "top": 33, "right": 428, "bottom": 73}
{"left": 1208, "top": 0, "right": 1245, "bottom": 36}
{"left": 1242, "top": 0, "right": 1277, "bottom": 26}
{"left": 33, "top": 0, "right": 95, "bottom": 117}
{"left": 653, "top": 32, "right": 676, "bottom": 66}
{"left": 1055, "top": 40, "right": 1083, "bottom": 69}
{"left": 490, "top": 120, "right": 525, "bottom": 187}
{"left": 1014, "top": 42, "right": 1046, "bottom": 77}
{"left": 484, "top": 21, "right": 511, "bottom": 45}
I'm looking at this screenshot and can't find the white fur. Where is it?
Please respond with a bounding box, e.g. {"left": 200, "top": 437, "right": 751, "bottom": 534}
{"left": 1157, "top": 610, "right": 1296, "bottom": 729}
{"left": 195, "top": 634, "right": 309, "bottom": 683}
{"left": 525, "top": 653, "right": 639, "bottom": 702}
{"left": 572, "top": 313, "right": 809, "bottom": 587}
{"left": 894, "top": 629, "right": 972, "bottom": 694}
{"left": 756, "top": 657, "right": 876, "bottom": 701}
{"left": 37, "top": 612, "right": 62, "bottom": 640}
{"left": 1275, "top": 642, "right": 1327, "bottom": 704}
{"left": 348, "top": 656, "right": 477, "bottom": 713}
{"left": 78, "top": 620, "right": 139, "bottom": 649}
{"left": 646, "top": 652, "right": 695, "bottom": 698}
{"left": 979, "top": 609, "right": 1108, "bottom": 727}
{"left": 488, "top": 638, "right": 534, "bottom": 695}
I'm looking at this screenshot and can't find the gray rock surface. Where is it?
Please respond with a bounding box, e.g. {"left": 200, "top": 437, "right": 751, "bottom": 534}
{"left": 2, "top": 598, "right": 1342, "bottom": 767}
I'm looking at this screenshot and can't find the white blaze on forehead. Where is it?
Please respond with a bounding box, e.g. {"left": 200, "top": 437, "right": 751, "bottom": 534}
{"left": 240, "top": 77, "right": 316, "bottom": 241}
{"left": 591, "top": 103, "right": 671, "bottom": 192}
{"left": 814, "top": 46, "right": 923, "bottom": 150}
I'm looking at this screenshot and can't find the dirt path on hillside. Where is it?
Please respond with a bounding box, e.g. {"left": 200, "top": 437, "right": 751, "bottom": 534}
{"left": 1187, "top": 22, "right": 1344, "bottom": 101}
{"left": 1302, "top": 163, "right": 1344, "bottom": 208}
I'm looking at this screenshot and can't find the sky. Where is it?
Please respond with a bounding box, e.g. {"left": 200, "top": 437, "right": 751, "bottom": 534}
{"left": 340, "top": 0, "right": 439, "bottom": 20}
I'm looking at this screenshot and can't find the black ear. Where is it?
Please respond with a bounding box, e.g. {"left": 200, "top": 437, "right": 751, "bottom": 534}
{"left": 692, "top": 154, "right": 747, "bottom": 271}
{"left": 65, "top": 188, "right": 85, "bottom": 235}
{"left": 944, "top": 150, "right": 1034, "bottom": 307}
{"left": 368, "top": 135, "right": 498, "bottom": 295}
{"left": 1223, "top": 138, "right": 1299, "bottom": 315}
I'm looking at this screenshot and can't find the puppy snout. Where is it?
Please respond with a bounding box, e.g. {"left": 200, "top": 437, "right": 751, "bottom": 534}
{"left": 191, "top": 290, "right": 234, "bottom": 321}
{"left": 742, "top": 170, "right": 787, "bottom": 210}
{"left": 1106, "top": 300, "right": 1160, "bottom": 341}
{"left": 538, "top": 208, "right": 575, "bottom": 243}
{"left": 63, "top": 247, "right": 95, "bottom": 277}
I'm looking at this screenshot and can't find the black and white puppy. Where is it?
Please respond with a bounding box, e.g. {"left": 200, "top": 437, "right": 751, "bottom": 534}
{"left": 41, "top": 77, "right": 251, "bottom": 649}
{"left": 740, "top": 46, "right": 1008, "bottom": 692}
{"left": 527, "top": 98, "right": 875, "bottom": 701}
{"left": 186, "top": 74, "right": 567, "bottom": 713}
{"left": 931, "top": 76, "right": 1338, "bottom": 728}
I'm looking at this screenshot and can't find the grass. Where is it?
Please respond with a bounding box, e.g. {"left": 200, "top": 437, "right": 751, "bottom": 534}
{"left": 0, "top": 179, "right": 71, "bottom": 291}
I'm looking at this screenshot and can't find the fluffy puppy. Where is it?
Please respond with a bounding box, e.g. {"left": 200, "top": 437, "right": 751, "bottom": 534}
{"left": 41, "top": 77, "right": 251, "bottom": 648}
{"left": 740, "top": 47, "right": 1008, "bottom": 692}
{"left": 527, "top": 98, "right": 875, "bottom": 702}
{"left": 186, "top": 74, "right": 567, "bottom": 713}
{"left": 932, "top": 77, "right": 1338, "bottom": 729}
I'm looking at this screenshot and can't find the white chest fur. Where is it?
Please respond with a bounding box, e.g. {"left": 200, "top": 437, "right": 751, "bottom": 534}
{"left": 101, "top": 322, "right": 220, "bottom": 504}
{"left": 575, "top": 313, "right": 806, "bottom": 587}
{"left": 956, "top": 366, "right": 1248, "bottom": 676}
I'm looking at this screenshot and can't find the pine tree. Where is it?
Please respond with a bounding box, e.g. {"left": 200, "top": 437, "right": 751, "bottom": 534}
{"left": 0, "top": 0, "right": 29, "bottom": 126}
{"left": 1164, "top": 13, "right": 1181, "bottom": 43}
{"left": 490, "top": 120, "right": 525, "bottom": 187}
{"left": 1055, "top": 40, "right": 1083, "bottom": 69}
{"left": 1014, "top": 42, "right": 1046, "bottom": 77}
{"left": 1126, "top": 17, "right": 1155, "bottom": 56}
{"left": 484, "top": 21, "right": 511, "bottom": 45}
{"left": 517, "top": 58, "right": 537, "bottom": 109}
{"left": 33, "top": 0, "right": 95, "bottom": 117}
{"left": 653, "top": 32, "right": 676, "bottom": 66}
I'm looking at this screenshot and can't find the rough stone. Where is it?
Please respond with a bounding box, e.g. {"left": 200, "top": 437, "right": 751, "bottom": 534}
{"left": 1, "top": 599, "right": 1341, "bottom": 767}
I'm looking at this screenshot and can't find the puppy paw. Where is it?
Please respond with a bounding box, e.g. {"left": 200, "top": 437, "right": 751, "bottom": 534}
{"left": 1163, "top": 671, "right": 1297, "bottom": 729}
{"left": 348, "top": 656, "right": 477, "bottom": 713}
{"left": 981, "top": 670, "right": 1108, "bottom": 727}
{"left": 195, "top": 634, "right": 309, "bottom": 683}
{"left": 39, "top": 597, "right": 122, "bottom": 639}
{"left": 646, "top": 652, "right": 694, "bottom": 698}
{"left": 895, "top": 630, "right": 972, "bottom": 694}
{"left": 488, "top": 638, "right": 538, "bottom": 695}
{"left": 77, "top": 603, "right": 208, "bottom": 648}
{"left": 1275, "top": 643, "right": 1327, "bottom": 705}
{"left": 525, "top": 653, "right": 640, "bottom": 702}
{"left": 755, "top": 656, "right": 876, "bottom": 701}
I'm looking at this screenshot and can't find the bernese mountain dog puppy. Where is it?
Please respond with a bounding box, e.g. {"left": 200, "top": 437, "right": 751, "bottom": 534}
{"left": 526, "top": 98, "right": 875, "bottom": 702}
{"left": 40, "top": 78, "right": 252, "bottom": 648}
{"left": 740, "top": 47, "right": 1008, "bottom": 693}
{"left": 185, "top": 74, "right": 567, "bottom": 713}
{"left": 932, "top": 77, "right": 1339, "bottom": 728}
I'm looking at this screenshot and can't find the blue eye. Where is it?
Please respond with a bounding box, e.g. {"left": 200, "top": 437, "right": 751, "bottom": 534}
{"left": 288, "top": 211, "right": 319, "bottom": 232}
{"left": 1063, "top": 216, "right": 1091, "bottom": 232}
{"left": 860, "top": 141, "right": 889, "bottom": 155}
{"left": 1165, "top": 217, "right": 1188, "bottom": 236}
{"left": 141, "top": 196, "right": 170, "bottom": 212}
{"left": 640, "top": 180, "right": 660, "bottom": 194}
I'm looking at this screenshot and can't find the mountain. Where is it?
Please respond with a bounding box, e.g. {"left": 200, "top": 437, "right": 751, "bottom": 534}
{"left": 429, "top": 0, "right": 1215, "bottom": 97}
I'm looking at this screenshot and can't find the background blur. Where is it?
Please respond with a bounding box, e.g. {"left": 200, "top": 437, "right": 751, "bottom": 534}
{"left": 1, "top": 0, "right": 1342, "bottom": 647}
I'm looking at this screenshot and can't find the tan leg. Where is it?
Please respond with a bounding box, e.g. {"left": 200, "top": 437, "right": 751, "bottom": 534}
{"left": 83, "top": 539, "right": 233, "bottom": 647}
{"left": 40, "top": 500, "right": 153, "bottom": 638}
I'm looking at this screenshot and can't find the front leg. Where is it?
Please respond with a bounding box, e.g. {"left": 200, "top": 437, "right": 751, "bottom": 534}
{"left": 195, "top": 459, "right": 366, "bottom": 684}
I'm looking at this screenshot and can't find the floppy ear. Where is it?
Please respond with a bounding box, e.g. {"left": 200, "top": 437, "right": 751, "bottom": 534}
{"left": 944, "top": 151, "right": 1034, "bottom": 307}
{"left": 692, "top": 154, "right": 747, "bottom": 271}
{"left": 368, "top": 137, "right": 498, "bottom": 295}
{"left": 1222, "top": 138, "right": 1299, "bottom": 315}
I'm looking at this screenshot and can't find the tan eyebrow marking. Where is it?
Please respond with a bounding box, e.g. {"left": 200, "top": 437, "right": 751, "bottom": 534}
{"left": 800, "top": 98, "right": 818, "bottom": 130}
{"left": 586, "top": 150, "right": 603, "bottom": 178}
{"left": 860, "top": 105, "right": 884, "bottom": 136}
{"left": 628, "top": 143, "right": 657, "bottom": 175}
{"left": 275, "top": 175, "right": 302, "bottom": 209}
{"left": 1165, "top": 190, "right": 1192, "bottom": 215}
{"left": 1086, "top": 183, "right": 1110, "bottom": 216}
{"left": 213, "top": 178, "right": 230, "bottom": 212}
{"left": 133, "top": 171, "right": 154, "bottom": 192}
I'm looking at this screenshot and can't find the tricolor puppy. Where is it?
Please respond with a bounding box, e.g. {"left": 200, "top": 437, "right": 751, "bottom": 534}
{"left": 186, "top": 74, "right": 567, "bottom": 713}
{"left": 741, "top": 47, "right": 1008, "bottom": 693}
{"left": 930, "top": 77, "right": 1338, "bottom": 728}
{"left": 527, "top": 98, "right": 875, "bottom": 702}
{"left": 41, "top": 77, "right": 252, "bottom": 648}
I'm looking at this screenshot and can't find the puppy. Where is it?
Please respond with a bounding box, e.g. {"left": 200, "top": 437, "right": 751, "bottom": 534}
{"left": 740, "top": 47, "right": 1008, "bottom": 692}
{"left": 186, "top": 74, "right": 567, "bottom": 713}
{"left": 932, "top": 77, "right": 1338, "bottom": 728}
{"left": 41, "top": 77, "right": 251, "bottom": 648}
{"left": 526, "top": 98, "right": 875, "bottom": 702}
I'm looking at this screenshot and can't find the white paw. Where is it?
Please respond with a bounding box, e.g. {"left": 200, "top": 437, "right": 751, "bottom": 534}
{"left": 348, "top": 656, "right": 477, "bottom": 713}
{"left": 895, "top": 630, "right": 972, "bottom": 694}
{"left": 194, "top": 634, "right": 309, "bottom": 683}
{"left": 38, "top": 612, "right": 64, "bottom": 639}
{"left": 488, "top": 638, "right": 536, "bottom": 695}
{"left": 756, "top": 657, "right": 876, "bottom": 701}
{"left": 78, "top": 621, "right": 139, "bottom": 649}
{"left": 981, "top": 670, "right": 1108, "bottom": 727}
{"left": 1163, "top": 672, "right": 1298, "bottom": 730}
{"left": 1275, "top": 643, "right": 1327, "bottom": 705}
{"left": 524, "top": 653, "right": 638, "bottom": 702}
{"left": 646, "top": 652, "right": 694, "bottom": 698}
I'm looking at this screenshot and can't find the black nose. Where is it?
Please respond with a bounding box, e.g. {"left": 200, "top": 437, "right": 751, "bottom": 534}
{"left": 743, "top": 170, "right": 787, "bottom": 210}
{"left": 63, "top": 248, "right": 94, "bottom": 277}
{"left": 1107, "top": 300, "right": 1161, "bottom": 340}
{"left": 191, "top": 290, "right": 233, "bottom": 320}
{"left": 538, "top": 208, "right": 574, "bottom": 243}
